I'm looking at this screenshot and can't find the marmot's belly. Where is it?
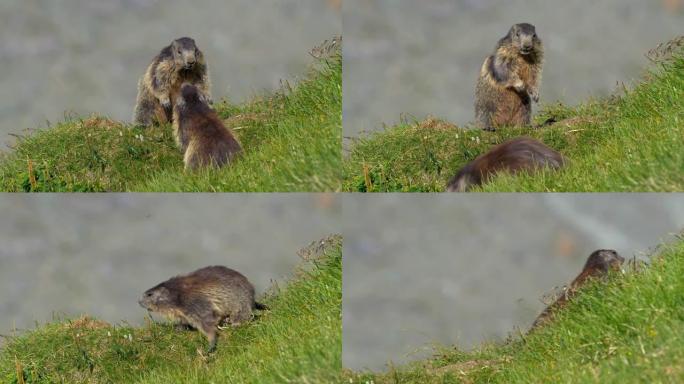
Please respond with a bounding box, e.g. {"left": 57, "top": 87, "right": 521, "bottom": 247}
{"left": 493, "top": 90, "right": 530, "bottom": 127}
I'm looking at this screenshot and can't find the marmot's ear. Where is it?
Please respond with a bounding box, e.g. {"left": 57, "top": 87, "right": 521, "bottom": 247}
{"left": 156, "top": 286, "right": 169, "bottom": 295}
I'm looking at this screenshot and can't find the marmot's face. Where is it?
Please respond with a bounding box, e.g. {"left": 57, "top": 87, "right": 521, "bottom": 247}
{"left": 510, "top": 23, "right": 539, "bottom": 56}
{"left": 139, "top": 285, "right": 175, "bottom": 311}
{"left": 585, "top": 249, "right": 625, "bottom": 274}
{"left": 172, "top": 38, "right": 200, "bottom": 70}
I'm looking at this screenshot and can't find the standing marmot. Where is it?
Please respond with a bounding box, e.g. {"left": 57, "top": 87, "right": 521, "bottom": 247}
{"left": 530, "top": 249, "right": 624, "bottom": 331}
{"left": 445, "top": 137, "right": 565, "bottom": 192}
{"left": 172, "top": 83, "right": 242, "bottom": 170}
{"left": 139, "top": 266, "right": 268, "bottom": 352}
{"left": 475, "top": 23, "right": 544, "bottom": 131}
{"left": 133, "top": 37, "right": 212, "bottom": 126}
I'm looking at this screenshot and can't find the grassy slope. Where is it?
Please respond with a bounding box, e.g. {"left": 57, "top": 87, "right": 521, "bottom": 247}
{"left": 347, "top": 237, "right": 684, "bottom": 383}
{"left": 0, "top": 236, "right": 342, "bottom": 384}
{"left": 342, "top": 53, "right": 684, "bottom": 192}
{"left": 0, "top": 45, "right": 341, "bottom": 192}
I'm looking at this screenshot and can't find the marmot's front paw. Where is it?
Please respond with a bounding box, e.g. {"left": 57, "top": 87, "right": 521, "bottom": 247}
{"left": 200, "top": 93, "right": 213, "bottom": 105}
{"left": 160, "top": 97, "right": 171, "bottom": 109}
{"left": 530, "top": 90, "right": 540, "bottom": 103}
{"left": 512, "top": 80, "right": 526, "bottom": 93}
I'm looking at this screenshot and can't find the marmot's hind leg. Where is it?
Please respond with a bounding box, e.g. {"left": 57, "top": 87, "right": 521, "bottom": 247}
{"left": 183, "top": 143, "right": 201, "bottom": 171}
{"left": 133, "top": 89, "right": 158, "bottom": 127}
{"left": 209, "top": 147, "right": 230, "bottom": 169}
{"left": 477, "top": 107, "right": 496, "bottom": 131}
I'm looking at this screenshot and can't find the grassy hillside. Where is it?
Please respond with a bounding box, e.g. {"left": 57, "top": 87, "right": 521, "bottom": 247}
{"left": 342, "top": 43, "right": 684, "bottom": 192}
{"left": 0, "top": 235, "right": 342, "bottom": 384}
{"left": 346, "top": 236, "right": 684, "bottom": 383}
{"left": 0, "top": 40, "right": 341, "bottom": 192}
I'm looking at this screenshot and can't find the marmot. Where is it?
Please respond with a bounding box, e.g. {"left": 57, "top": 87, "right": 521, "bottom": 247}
{"left": 172, "top": 83, "right": 242, "bottom": 170}
{"left": 475, "top": 23, "right": 544, "bottom": 131}
{"left": 445, "top": 137, "right": 565, "bottom": 192}
{"left": 139, "top": 265, "right": 268, "bottom": 352}
{"left": 530, "top": 249, "right": 624, "bottom": 330}
{"left": 133, "top": 37, "right": 212, "bottom": 127}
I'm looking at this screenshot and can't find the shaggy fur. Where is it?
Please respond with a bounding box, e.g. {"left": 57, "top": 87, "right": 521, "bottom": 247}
{"left": 530, "top": 250, "right": 624, "bottom": 331}
{"left": 139, "top": 266, "right": 267, "bottom": 352}
{"left": 172, "top": 83, "right": 242, "bottom": 171}
{"left": 475, "top": 23, "right": 544, "bottom": 130}
{"left": 133, "top": 37, "right": 212, "bottom": 126}
{"left": 446, "top": 137, "right": 564, "bottom": 192}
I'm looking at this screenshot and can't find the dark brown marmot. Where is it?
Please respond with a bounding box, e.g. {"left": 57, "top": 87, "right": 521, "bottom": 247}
{"left": 530, "top": 249, "right": 624, "bottom": 330}
{"left": 138, "top": 265, "right": 267, "bottom": 352}
{"left": 445, "top": 137, "right": 565, "bottom": 192}
{"left": 475, "top": 23, "right": 544, "bottom": 131}
{"left": 172, "top": 83, "right": 242, "bottom": 171}
{"left": 133, "top": 37, "right": 212, "bottom": 127}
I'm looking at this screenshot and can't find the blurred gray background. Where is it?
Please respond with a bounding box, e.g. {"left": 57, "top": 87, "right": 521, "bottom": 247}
{"left": 0, "top": 194, "right": 340, "bottom": 338}
{"left": 343, "top": 0, "right": 684, "bottom": 140}
{"left": 343, "top": 194, "right": 684, "bottom": 370}
{"left": 0, "top": 0, "right": 341, "bottom": 150}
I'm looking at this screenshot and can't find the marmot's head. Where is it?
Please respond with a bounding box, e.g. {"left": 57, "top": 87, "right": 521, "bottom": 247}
{"left": 583, "top": 249, "right": 625, "bottom": 276}
{"left": 171, "top": 37, "right": 201, "bottom": 70}
{"left": 139, "top": 283, "right": 178, "bottom": 313}
{"left": 175, "top": 83, "right": 204, "bottom": 109}
{"left": 508, "top": 23, "right": 541, "bottom": 56}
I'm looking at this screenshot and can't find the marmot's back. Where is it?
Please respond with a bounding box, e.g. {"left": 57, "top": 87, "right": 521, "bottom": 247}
{"left": 446, "top": 137, "right": 564, "bottom": 192}
{"left": 172, "top": 83, "right": 242, "bottom": 170}
{"left": 530, "top": 250, "right": 624, "bottom": 331}
{"left": 169, "top": 266, "right": 256, "bottom": 313}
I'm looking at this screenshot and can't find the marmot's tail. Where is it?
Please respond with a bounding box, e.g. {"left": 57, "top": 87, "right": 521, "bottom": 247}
{"left": 254, "top": 302, "right": 269, "bottom": 310}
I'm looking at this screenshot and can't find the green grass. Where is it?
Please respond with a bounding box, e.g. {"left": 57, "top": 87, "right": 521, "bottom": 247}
{"left": 0, "top": 235, "right": 342, "bottom": 384}
{"left": 342, "top": 51, "right": 684, "bottom": 192}
{"left": 0, "top": 42, "right": 341, "bottom": 192}
{"left": 346, "top": 236, "right": 684, "bottom": 383}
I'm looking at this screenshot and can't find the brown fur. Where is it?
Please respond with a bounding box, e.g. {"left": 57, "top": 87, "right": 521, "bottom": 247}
{"left": 446, "top": 137, "right": 565, "bottom": 192}
{"left": 475, "top": 23, "right": 544, "bottom": 130}
{"left": 172, "top": 83, "right": 242, "bottom": 171}
{"left": 139, "top": 266, "right": 267, "bottom": 352}
{"left": 133, "top": 37, "right": 212, "bottom": 127}
{"left": 530, "top": 249, "right": 624, "bottom": 331}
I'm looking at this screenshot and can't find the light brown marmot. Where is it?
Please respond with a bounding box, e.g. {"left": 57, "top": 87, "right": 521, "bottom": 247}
{"left": 133, "top": 37, "right": 212, "bottom": 127}
{"left": 475, "top": 23, "right": 544, "bottom": 131}
{"left": 446, "top": 137, "right": 565, "bottom": 192}
{"left": 172, "top": 83, "right": 242, "bottom": 170}
{"left": 530, "top": 249, "right": 624, "bottom": 331}
{"left": 139, "top": 265, "right": 268, "bottom": 352}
